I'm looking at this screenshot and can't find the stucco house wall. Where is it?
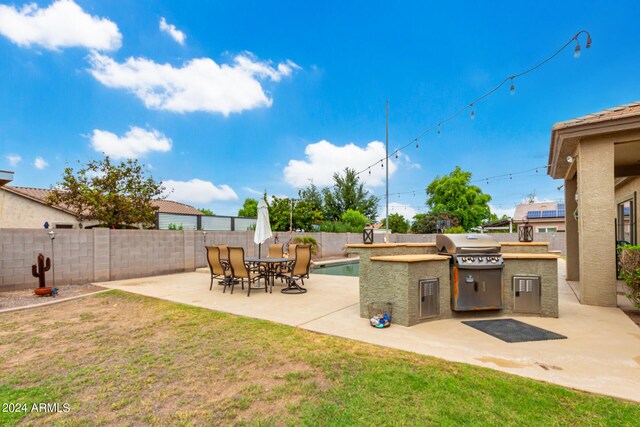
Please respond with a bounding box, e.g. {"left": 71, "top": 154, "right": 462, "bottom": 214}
{"left": 0, "top": 189, "right": 85, "bottom": 229}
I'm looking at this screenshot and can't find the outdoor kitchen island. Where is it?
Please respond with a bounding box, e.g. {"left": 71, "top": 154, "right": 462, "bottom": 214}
{"left": 347, "top": 235, "right": 560, "bottom": 327}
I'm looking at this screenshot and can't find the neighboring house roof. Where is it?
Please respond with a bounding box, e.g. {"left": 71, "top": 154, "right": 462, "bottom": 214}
{"left": 552, "top": 102, "right": 640, "bottom": 130}
{"left": 0, "top": 170, "right": 13, "bottom": 187}
{"left": 2, "top": 186, "right": 200, "bottom": 216}
{"left": 513, "top": 201, "right": 565, "bottom": 222}
{"left": 152, "top": 200, "right": 202, "bottom": 215}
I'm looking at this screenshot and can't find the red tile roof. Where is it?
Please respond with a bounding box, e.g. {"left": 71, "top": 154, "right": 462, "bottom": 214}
{"left": 3, "top": 186, "right": 200, "bottom": 215}
{"left": 552, "top": 102, "right": 640, "bottom": 130}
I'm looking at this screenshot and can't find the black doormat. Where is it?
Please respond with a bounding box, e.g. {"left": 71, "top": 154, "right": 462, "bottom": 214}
{"left": 462, "top": 318, "right": 567, "bottom": 343}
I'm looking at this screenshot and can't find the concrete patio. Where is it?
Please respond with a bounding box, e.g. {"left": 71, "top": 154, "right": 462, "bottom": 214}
{"left": 100, "top": 259, "right": 640, "bottom": 403}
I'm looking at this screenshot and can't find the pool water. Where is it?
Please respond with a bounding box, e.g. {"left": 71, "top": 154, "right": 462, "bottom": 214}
{"left": 312, "top": 262, "right": 359, "bottom": 277}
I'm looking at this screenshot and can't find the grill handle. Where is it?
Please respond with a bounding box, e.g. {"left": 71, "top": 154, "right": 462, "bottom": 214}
{"left": 458, "top": 247, "right": 500, "bottom": 253}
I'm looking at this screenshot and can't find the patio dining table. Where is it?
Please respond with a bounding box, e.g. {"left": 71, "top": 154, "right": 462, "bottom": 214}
{"left": 245, "top": 257, "right": 292, "bottom": 293}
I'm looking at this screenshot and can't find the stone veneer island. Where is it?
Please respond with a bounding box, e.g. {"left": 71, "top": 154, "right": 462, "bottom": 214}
{"left": 346, "top": 241, "right": 559, "bottom": 327}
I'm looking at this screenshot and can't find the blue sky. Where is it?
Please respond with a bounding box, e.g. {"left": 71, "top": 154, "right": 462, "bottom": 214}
{"left": 1, "top": 0, "right": 639, "bottom": 219}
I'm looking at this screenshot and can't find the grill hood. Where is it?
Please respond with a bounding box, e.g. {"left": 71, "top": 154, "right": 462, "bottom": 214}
{"left": 436, "top": 234, "right": 501, "bottom": 254}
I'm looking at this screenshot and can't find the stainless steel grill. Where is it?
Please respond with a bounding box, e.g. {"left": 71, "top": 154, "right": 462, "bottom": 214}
{"left": 436, "top": 234, "right": 504, "bottom": 311}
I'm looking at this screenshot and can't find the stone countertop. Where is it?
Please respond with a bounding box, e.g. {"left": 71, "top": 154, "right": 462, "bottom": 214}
{"left": 346, "top": 243, "right": 436, "bottom": 248}
{"left": 499, "top": 242, "right": 550, "bottom": 246}
{"left": 502, "top": 253, "right": 560, "bottom": 259}
{"left": 370, "top": 254, "right": 450, "bottom": 262}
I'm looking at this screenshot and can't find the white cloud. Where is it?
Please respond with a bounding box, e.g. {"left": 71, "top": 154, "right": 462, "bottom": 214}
{"left": 87, "top": 51, "right": 299, "bottom": 115}
{"left": 6, "top": 154, "right": 22, "bottom": 167}
{"left": 243, "top": 187, "right": 264, "bottom": 196}
{"left": 0, "top": 0, "right": 121, "bottom": 51}
{"left": 163, "top": 179, "right": 238, "bottom": 204}
{"left": 489, "top": 204, "right": 515, "bottom": 219}
{"left": 283, "top": 140, "right": 397, "bottom": 188}
{"left": 90, "top": 126, "right": 172, "bottom": 159}
{"left": 159, "top": 17, "right": 185, "bottom": 45}
{"left": 34, "top": 156, "right": 48, "bottom": 169}
{"left": 378, "top": 203, "right": 418, "bottom": 222}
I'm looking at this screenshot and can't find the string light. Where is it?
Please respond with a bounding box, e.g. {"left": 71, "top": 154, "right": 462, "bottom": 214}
{"left": 395, "top": 150, "right": 399, "bottom": 159}
{"left": 354, "top": 30, "right": 592, "bottom": 178}
{"left": 470, "top": 104, "right": 475, "bottom": 120}
{"left": 574, "top": 42, "right": 581, "bottom": 58}
{"left": 509, "top": 78, "right": 515, "bottom": 95}
{"left": 437, "top": 125, "right": 441, "bottom": 136}
{"left": 415, "top": 139, "right": 419, "bottom": 149}
{"left": 372, "top": 164, "right": 550, "bottom": 199}
{"left": 368, "top": 168, "right": 371, "bottom": 175}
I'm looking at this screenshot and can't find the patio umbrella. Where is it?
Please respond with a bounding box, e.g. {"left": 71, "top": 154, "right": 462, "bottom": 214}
{"left": 254, "top": 198, "right": 273, "bottom": 258}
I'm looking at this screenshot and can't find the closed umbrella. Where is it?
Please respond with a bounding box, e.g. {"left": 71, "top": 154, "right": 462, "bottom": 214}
{"left": 254, "top": 198, "right": 273, "bottom": 258}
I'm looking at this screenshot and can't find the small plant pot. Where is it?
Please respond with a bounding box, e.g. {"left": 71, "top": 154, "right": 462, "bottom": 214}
{"left": 34, "top": 287, "right": 53, "bottom": 296}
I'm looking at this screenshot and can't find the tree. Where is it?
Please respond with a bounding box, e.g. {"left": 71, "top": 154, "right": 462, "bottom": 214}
{"left": 298, "top": 182, "right": 324, "bottom": 214}
{"left": 341, "top": 209, "right": 368, "bottom": 231}
{"left": 47, "top": 156, "right": 166, "bottom": 228}
{"left": 410, "top": 213, "right": 459, "bottom": 234}
{"left": 426, "top": 166, "right": 492, "bottom": 231}
{"left": 268, "top": 196, "right": 324, "bottom": 232}
{"left": 238, "top": 198, "right": 258, "bottom": 217}
{"left": 198, "top": 208, "right": 214, "bottom": 216}
{"left": 322, "top": 168, "right": 379, "bottom": 221}
{"left": 385, "top": 213, "right": 410, "bottom": 234}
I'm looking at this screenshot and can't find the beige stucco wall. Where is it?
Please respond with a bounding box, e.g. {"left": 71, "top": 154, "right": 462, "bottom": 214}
{"left": 577, "top": 138, "right": 617, "bottom": 306}
{"left": 0, "top": 189, "right": 80, "bottom": 229}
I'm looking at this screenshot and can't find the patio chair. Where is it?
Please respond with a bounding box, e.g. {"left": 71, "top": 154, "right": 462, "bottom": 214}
{"left": 277, "top": 243, "right": 298, "bottom": 282}
{"left": 228, "top": 247, "right": 266, "bottom": 296}
{"left": 268, "top": 244, "right": 284, "bottom": 258}
{"left": 282, "top": 244, "right": 311, "bottom": 294}
{"left": 206, "top": 246, "right": 233, "bottom": 291}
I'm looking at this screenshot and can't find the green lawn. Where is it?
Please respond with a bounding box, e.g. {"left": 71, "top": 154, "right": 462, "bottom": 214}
{"left": 0, "top": 290, "right": 638, "bottom": 426}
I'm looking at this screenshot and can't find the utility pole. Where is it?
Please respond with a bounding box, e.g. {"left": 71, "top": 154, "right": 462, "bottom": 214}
{"left": 385, "top": 100, "right": 390, "bottom": 243}
{"left": 289, "top": 199, "right": 293, "bottom": 233}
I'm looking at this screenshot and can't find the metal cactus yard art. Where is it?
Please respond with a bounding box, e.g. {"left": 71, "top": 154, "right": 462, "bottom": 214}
{"left": 32, "top": 253, "right": 53, "bottom": 295}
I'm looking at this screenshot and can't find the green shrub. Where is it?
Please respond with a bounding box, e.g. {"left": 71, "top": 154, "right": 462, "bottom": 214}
{"left": 167, "top": 223, "right": 184, "bottom": 230}
{"left": 340, "top": 209, "right": 368, "bottom": 232}
{"left": 294, "top": 236, "right": 319, "bottom": 255}
{"left": 319, "top": 221, "right": 360, "bottom": 233}
{"left": 444, "top": 225, "right": 466, "bottom": 234}
{"left": 619, "top": 245, "right": 640, "bottom": 309}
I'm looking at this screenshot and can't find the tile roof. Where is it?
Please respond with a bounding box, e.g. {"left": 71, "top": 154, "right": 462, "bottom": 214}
{"left": 513, "top": 201, "right": 560, "bottom": 221}
{"left": 552, "top": 101, "right": 640, "bottom": 130}
{"left": 151, "top": 199, "right": 202, "bottom": 215}
{"left": 3, "top": 186, "right": 200, "bottom": 215}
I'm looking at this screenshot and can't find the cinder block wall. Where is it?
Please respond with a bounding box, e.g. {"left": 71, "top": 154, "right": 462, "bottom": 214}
{"left": 0, "top": 228, "right": 566, "bottom": 291}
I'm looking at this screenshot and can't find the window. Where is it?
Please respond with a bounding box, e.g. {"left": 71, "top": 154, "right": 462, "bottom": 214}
{"left": 617, "top": 197, "right": 636, "bottom": 244}
{"left": 537, "top": 227, "right": 556, "bottom": 233}
{"left": 54, "top": 224, "right": 73, "bottom": 229}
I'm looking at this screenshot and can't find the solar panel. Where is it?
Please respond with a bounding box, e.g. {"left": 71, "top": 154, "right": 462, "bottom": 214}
{"left": 541, "top": 210, "right": 556, "bottom": 218}
{"left": 526, "top": 210, "right": 542, "bottom": 218}
{"left": 557, "top": 203, "right": 565, "bottom": 210}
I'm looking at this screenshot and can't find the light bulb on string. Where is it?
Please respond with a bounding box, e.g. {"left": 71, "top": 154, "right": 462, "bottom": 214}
{"left": 395, "top": 150, "right": 398, "bottom": 159}
{"left": 509, "top": 78, "right": 515, "bottom": 95}
{"left": 381, "top": 161, "right": 384, "bottom": 168}
{"left": 574, "top": 42, "right": 581, "bottom": 58}
{"left": 470, "top": 104, "right": 475, "bottom": 120}
{"left": 368, "top": 168, "right": 371, "bottom": 175}
{"left": 415, "top": 139, "right": 419, "bottom": 149}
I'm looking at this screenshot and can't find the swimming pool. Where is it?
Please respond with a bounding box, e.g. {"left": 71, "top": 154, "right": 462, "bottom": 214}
{"left": 311, "top": 261, "right": 359, "bottom": 277}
